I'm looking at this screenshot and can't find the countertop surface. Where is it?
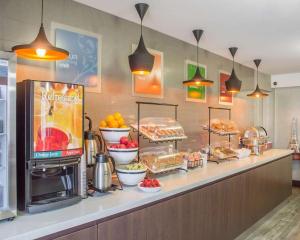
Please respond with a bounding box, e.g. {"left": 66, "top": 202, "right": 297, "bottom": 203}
{"left": 0, "top": 149, "right": 293, "bottom": 240}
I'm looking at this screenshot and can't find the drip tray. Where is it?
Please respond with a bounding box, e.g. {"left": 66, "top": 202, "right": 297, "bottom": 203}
{"left": 27, "top": 195, "right": 81, "bottom": 214}
{"left": 32, "top": 195, "right": 76, "bottom": 205}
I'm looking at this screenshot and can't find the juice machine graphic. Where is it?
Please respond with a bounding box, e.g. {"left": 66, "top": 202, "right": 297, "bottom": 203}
{"left": 17, "top": 80, "right": 84, "bottom": 213}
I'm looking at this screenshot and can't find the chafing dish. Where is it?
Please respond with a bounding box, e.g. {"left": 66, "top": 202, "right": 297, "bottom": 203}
{"left": 242, "top": 126, "right": 268, "bottom": 156}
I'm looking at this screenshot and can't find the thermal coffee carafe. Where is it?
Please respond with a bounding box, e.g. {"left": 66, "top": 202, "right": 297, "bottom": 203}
{"left": 84, "top": 115, "right": 103, "bottom": 166}
{"left": 93, "top": 153, "right": 115, "bottom": 192}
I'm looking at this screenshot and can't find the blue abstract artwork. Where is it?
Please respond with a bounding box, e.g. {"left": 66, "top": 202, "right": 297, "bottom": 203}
{"left": 55, "top": 28, "right": 100, "bottom": 92}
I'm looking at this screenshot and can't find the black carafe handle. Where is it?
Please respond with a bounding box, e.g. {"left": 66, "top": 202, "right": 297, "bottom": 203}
{"left": 95, "top": 133, "right": 105, "bottom": 153}
{"left": 84, "top": 114, "right": 93, "bottom": 131}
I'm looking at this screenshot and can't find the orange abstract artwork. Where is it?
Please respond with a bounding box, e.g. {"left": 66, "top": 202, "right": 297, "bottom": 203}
{"left": 219, "top": 71, "right": 233, "bottom": 105}
{"left": 133, "top": 49, "right": 163, "bottom": 98}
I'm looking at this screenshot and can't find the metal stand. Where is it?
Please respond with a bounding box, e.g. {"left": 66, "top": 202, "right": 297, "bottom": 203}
{"left": 87, "top": 174, "right": 123, "bottom": 197}
{"left": 208, "top": 107, "right": 232, "bottom": 164}
{"left": 87, "top": 131, "right": 123, "bottom": 193}
{"left": 136, "top": 101, "right": 179, "bottom": 161}
{"left": 97, "top": 130, "right": 108, "bottom": 154}
{"left": 87, "top": 184, "right": 123, "bottom": 197}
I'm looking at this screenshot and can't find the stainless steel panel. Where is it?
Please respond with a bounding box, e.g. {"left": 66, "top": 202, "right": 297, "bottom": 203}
{"left": 0, "top": 51, "right": 17, "bottom": 220}
{"left": 85, "top": 140, "right": 98, "bottom": 165}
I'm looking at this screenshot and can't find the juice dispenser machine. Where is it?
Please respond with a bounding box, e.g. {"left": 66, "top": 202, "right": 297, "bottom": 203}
{"left": 17, "top": 80, "right": 84, "bottom": 213}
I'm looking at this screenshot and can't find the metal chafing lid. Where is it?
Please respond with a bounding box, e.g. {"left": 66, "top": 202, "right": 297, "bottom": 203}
{"left": 243, "top": 126, "right": 267, "bottom": 139}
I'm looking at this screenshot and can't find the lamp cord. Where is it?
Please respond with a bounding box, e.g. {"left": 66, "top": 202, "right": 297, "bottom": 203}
{"left": 140, "top": 19, "right": 143, "bottom": 37}
{"left": 257, "top": 66, "right": 259, "bottom": 87}
{"left": 197, "top": 41, "right": 199, "bottom": 66}
{"left": 41, "top": 0, "right": 44, "bottom": 24}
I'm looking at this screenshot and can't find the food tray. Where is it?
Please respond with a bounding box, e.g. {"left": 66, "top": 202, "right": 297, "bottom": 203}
{"left": 131, "top": 117, "right": 187, "bottom": 142}
{"left": 147, "top": 163, "right": 183, "bottom": 174}
{"left": 210, "top": 149, "right": 237, "bottom": 159}
{"left": 202, "top": 119, "right": 239, "bottom": 136}
{"left": 210, "top": 142, "right": 238, "bottom": 160}
{"left": 140, "top": 146, "right": 184, "bottom": 174}
{"left": 132, "top": 126, "right": 187, "bottom": 142}
{"left": 142, "top": 153, "right": 184, "bottom": 174}
{"left": 202, "top": 126, "right": 240, "bottom": 136}
{"left": 212, "top": 153, "right": 238, "bottom": 160}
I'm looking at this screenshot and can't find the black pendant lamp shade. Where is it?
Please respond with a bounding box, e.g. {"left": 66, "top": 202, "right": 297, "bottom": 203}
{"left": 183, "top": 30, "right": 214, "bottom": 87}
{"left": 225, "top": 47, "right": 242, "bottom": 93}
{"left": 12, "top": 0, "right": 69, "bottom": 61}
{"left": 128, "top": 3, "right": 154, "bottom": 75}
{"left": 247, "top": 59, "right": 269, "bottom": 98}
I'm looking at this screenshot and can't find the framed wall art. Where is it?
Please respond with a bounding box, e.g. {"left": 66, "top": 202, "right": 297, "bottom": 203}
{"left": 52, "top": 23, "right": 102, "bottom": 93}
{"left": 185, "top": 60, "right": 207, "bottom": 102}
{"left": 219, "top": 70, "right": 233, "bottom": 105}
{"left": 132, "top": 46, "right": 164, "bottom": 98}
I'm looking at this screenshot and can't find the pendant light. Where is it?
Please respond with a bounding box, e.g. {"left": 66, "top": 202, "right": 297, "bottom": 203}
{"left": 12, "top": 0, "right": 69, "bottom": 61}
{"left": 183, "top": 29, "right": 214, "bottom": 87}
{"left": 128, "top": 3, "right": 154, "bottom": 75}
{"left": 225, "top": 47, "right": 242, "bottom": 93}
{"left": 247, "top": 59, "right": 269, "bottom": 98}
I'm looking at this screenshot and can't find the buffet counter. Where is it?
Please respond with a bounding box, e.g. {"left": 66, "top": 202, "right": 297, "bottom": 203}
{"left": 0, "top": 149, "right": 293, "bottom": 240}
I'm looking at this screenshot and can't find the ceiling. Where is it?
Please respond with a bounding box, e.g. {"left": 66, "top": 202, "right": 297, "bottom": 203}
{"left": 74, "top": 0, "right": 300, "bottom": 74}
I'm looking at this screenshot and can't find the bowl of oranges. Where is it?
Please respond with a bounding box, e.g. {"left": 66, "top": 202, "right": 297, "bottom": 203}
{"left": 99, "top": 112, "right": 130, "bottom": 143}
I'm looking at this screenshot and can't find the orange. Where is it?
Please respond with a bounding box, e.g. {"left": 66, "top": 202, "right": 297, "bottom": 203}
{"left": 117, "top": 118, "right": 125, "bottom": 126}
{"left": 108, "top": 120, "right": 119, "bottom": 128}
{"left": 106, "top": 115, "right": 114, "bottom": 123}
{"left": 99, "top": 120, "right": 107, "bottom": 128}
{"left": 113, "top": 112, "right": 122, "bottom": 120}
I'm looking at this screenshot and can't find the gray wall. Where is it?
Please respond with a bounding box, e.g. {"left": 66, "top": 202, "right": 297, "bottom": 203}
{"left": 274, "top": 87, "right": 300, "bottom": 148}
{"left": 0, "top": 0, "right": 271, "bottom": 149}
{"left": 272, "top": 87, "right": 300, "bottom": 180}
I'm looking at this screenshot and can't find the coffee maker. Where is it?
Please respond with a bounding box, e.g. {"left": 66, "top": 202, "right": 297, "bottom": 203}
{"left": 17, "top": 80, "right": 84, "bottom": 213}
